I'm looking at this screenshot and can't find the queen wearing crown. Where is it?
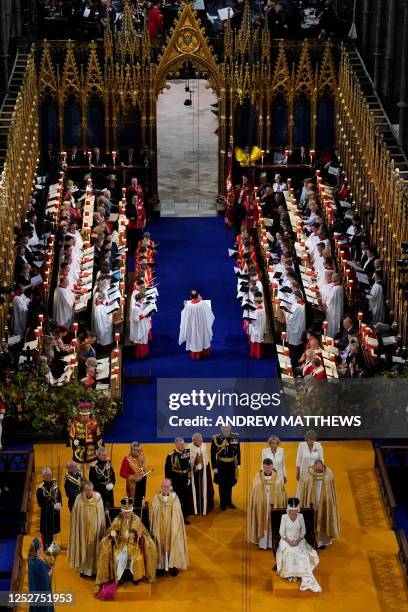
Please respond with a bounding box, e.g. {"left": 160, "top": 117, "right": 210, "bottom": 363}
{"left": 95, "top": 497, "right": 157, "bottom": 594}
{"left": 276, "top": 497, "right": 321, "bottom": 592}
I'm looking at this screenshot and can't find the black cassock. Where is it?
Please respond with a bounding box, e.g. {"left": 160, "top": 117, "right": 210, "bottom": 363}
{"left": 164, "top": 449, "right": 192, "bottom": 518}
{"left": 89, "top": 460, "right": 116, "bottom": 508}
{"left": 64, "top": 471, "right": 84, "bottom": 512}
{"left": 36, "top": 481, "right": 62, "bottom": 548}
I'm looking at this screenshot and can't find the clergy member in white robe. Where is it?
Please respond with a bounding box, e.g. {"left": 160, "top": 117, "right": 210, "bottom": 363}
{"left": 248, "top": 293, "right": 266, "bottom": 359}
{"left": 93, "top": 292, "right": 114, "bottom": 346}
{"left": 276, "top": 497, "right": 321, "bottom": 592}
{"left": 53, "top": 277, "right": 75, "bottom": 329}
{"left": 367, "top": 273, "right": 384, "bottom": 324}
{"left": 11, "top": 287, "right": 30, "bottom": 336}
{"left": 285, "top": 293, "right": 306, "bottom": 347}
{"left": 188, "top": 433, "right": 214, "bottom": 516}
{"left": 129, "top": 291, "right": 152, "bottom": 359}
{"left": 178, "top": 290, "right": 215, "bottom": 359}
{"left": 324, "top": 273, "right": 344, "bottom": 337}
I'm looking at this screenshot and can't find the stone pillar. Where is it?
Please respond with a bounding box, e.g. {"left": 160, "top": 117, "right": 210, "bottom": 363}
{"left": 0, "top": 0, "right": 12, "bottom": 95}
{"left": 361, "top": 0, "right": 372, "bottom": 59}
{"left": 372, "top": 0, "right": 384, "bottom": 91}
{"left": 382, "top": 0, "right": 397, "bottom": 104}
{"left": 397, "top": 3, "right": 408, "bottom": 150}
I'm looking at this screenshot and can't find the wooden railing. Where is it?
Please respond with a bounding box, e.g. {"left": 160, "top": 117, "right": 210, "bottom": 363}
{"left": 397, "top": 529, "right": 408, "bottom": 588}
{"left": 336, "top": 45, "right": 408, "bottom": 344}
{"left": 0, "top": 46, "right": 39, "bottom": 340}
{"left": 374, "top": 445, "right": 397, "bottom": 529}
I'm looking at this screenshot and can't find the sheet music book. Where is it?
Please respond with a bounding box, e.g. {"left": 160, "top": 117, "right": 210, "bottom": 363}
{"left": 356, "top": 271, "right": 370, "bottom": 285}
{"left": 382, "top": 336, "right": 396, "bottom": 346}
{"left": 105, "top": 302, "right": 120, "bottom": 315}
{"left": 96, "top": 369, "right": 110, "bottom": 381}
{"left": 242, "top": 309, "right": 257, "bottom": 320}
{"left": 340, "top": 200, "right": 352, "bottom": 209}
{"left": 96, "top": 382, "right": 110, "bottom": 390}
{"left": 97, "top": 357, "right": 110, "bottom": 365}
{"left": 218, "top": 7, "right": 233, "bottom": 20}
{"left": 108, "top": 290, "right": 121, "bottom": 302}
{"left": 263, "top": 217, "right": 274, "bottom": 227}
{"left": 7, "top": 335, "right": 21, "bottom": 346}
{"left": 33, "top": 260, "right": 43, "bottom": 268}
{"left": 30, "top": 274, "right": 43, "bottom": 287}
{"left": 143, "top": 303, "right": 157, "bottom": 317}
{"left": 228, "top": 249, "right": 238, "bottom": 257}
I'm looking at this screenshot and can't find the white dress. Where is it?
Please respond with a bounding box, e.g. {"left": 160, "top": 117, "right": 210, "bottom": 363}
{"left": 276, "top": 513, "right": 321, "bottom": 592}
{"left": 261, "top": 447, "right": 286, "bottom": 482}
{"left": 296, "top": 442, "right": 324, "bottom": 495}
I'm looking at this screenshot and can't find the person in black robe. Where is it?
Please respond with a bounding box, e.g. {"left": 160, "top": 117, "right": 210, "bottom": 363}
{"left": 164, "top": 437, "right": 192, "bottom": 524}
{"left": 211, "top": 426, "right": 241, "bottom": 511}
{"left": 36, "top": 468, "right": 62, "bottom": 550}
{"left": 64, "top": 461, "right": 84, "bottom": 511}
{"left": 88, "top": 446, "right": 116, "bottom": 509}
{"left": 28, "top": 538, "right": 54, "bottom": 612}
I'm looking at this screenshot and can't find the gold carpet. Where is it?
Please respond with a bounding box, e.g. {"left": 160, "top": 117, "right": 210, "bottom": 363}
{"left": 19, "top": 441, "right": 407, "bottom": 612}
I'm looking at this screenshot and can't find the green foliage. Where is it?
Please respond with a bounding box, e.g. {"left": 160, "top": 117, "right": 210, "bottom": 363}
{"left": 0, "top": 364, "right": 118, "bottom": 435}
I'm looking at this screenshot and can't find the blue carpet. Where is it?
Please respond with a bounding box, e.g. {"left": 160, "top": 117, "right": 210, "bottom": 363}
{"left": 106, "top": 217, "right": 277, "bottom": 443}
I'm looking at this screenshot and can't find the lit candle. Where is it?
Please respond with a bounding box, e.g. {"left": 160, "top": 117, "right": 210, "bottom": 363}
{"left": 284, "top": 149, "right": 289, "bottom": 164}
{"left": 281, "top": 331, "right": 287, "bottom": 346}
{"left": 358, "top": 311, "right": 363, "bottom": 329}
{"left": 88, "top": 150, "right": 92, "bottom": 166}
{"left": 323, "top": 320, "right": 328, "bottom": 340}
{"left": 261, "top": 150, "right": 265, "bottom": 166}
{"left": 287, "top": 365, "right": 293, "bottom": 376}
{"left": 112, "top": 151, "right": 117, "bottom": 167}
{"left": 120, "top": 298, "right": 125, "bottom": 306}
{"left": 71, "top": 338, "right": 78, "bottom": 348}
{"left": 309, "top": 149, "right": 315, "bottom": 165}
{"left": 73, "top": 322, "right": 79, "bottom": 333}
{"left": 38, "top": 314, "right": 44, "bottom": 324}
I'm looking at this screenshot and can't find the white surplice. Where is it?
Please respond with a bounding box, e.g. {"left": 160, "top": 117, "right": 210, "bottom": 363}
{"left": 53, "top": 286, "right": 75, "bottom": 328}
{"left": 285, "top": 302, "right": 306, "bottom": 346}
{"left": 188, "top": 442, "right": 210, "bottom": 516}
{"left": 11, "top": 294, "right": 30, "bottom": 336}
{"left": 178, "top": 299, "right": 215, "bottom": 352}
{"left": 93, "top": 302, "right": 113, "bottom": 346}
{"left": 248, "top": 306, "right": 266, "bottom": 343}
{"left": 276, "top": 513, "right": 321, "bottom": 592}
{"left": 129, "top": 296, "right": 151, "bottom": 344}
{"left": 325, "top": 283, "right": 344, "bottom": 337}
{"left": 367, "top": 282, "right": 384, "bottom": 324}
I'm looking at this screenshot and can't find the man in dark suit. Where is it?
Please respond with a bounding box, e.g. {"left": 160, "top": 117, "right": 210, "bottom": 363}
{"left": 91, "top": 146, "right": 106, "bottom": 167}
{"left": 335, "top": 316, "right": 357, "bottom": 351}
{"left": 291, "top": 146, "right": 308, "bottom": 165}
{"left": 362, "top": 247, "right": 376, "bottom": 279}
{"left": 120, "top": 146, "right": 136, "bottom": 166}
{"left": 68, "top": 145, "right": 83, "bottom": 166}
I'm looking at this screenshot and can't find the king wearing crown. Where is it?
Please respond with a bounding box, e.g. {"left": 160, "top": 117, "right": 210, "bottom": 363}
{"left": 68, "top": 402, "right": 103, "bottom": 465}
{"left": 95, "top": 497, "right": 157, "bottom": 594}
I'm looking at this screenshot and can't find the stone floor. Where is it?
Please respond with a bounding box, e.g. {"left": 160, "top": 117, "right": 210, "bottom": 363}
{"left": 157, "top": 79, "right": 219, "bottom": 216}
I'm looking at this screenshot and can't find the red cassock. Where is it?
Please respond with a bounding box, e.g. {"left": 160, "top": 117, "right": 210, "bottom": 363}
{"left": 243, "top": 200, "right": 259, "bottom": 231}
{"left": 147, "top": 6, "right": 163, "bottom": 41}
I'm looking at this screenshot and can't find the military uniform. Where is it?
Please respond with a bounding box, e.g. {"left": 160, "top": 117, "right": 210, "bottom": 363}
{"left": 64, "top": 470, "right": 84, "bottom": 512}
{"left": 36, "top": 480, "right": 62, "bottom": 548}
{"left": 68, "top": 417, "right": 103, "bottom": 464}
{"left": 164, "top": 448, "right": 192, "bottom": 518}
{"left": 211, "top": 432, "right": 241, "bottom": 510}
{"left": 89, "top": 459, "right": 116, "bottom": 509}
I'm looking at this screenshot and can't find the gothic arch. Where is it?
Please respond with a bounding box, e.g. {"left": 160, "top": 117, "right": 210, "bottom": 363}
{"left": 153, "top": 3, "right": 222, "bottom": 99}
